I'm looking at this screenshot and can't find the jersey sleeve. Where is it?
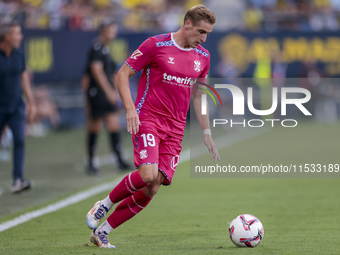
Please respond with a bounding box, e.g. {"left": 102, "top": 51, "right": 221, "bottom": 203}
{"left": 125, "top": 37, "right": 156, "bottom": 73}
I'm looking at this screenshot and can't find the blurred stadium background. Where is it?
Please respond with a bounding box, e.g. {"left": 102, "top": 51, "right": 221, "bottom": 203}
{"left": 1, "top": 0, "right": 340, "bottom": 131}
{"left": 1, "top": 1, "right": 340, "bottom": 253}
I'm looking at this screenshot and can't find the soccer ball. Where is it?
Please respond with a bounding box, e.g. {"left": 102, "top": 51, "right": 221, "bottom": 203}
{"left": 229, "top": 214, "right": 264, "bottom": 248}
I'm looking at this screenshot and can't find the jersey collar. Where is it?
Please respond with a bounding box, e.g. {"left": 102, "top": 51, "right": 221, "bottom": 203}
{"left": 171, "top": 33, "right": 192, "bottom": 51}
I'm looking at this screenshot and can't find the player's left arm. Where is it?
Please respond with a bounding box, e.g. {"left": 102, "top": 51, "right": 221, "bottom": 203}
{"left": 192, "top": 78, "right": 220, "bottom": 162}
{"left": 21, "top": 70, "right": 37, "bottom": 123}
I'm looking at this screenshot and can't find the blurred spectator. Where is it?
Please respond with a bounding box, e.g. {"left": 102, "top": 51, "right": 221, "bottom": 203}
{"left": 299, "top": 58, "right": 324, "bottom": 90}
{"left": 27, "top": 85, "right": 61, "bottom": 137}
{"left": 206, "top": 0, "right": 245, "bottom": 31}
{"left": 157, "top": 1, "right": 185, "bottom": 31}
{"left": 299, "top": 58, "right": 338, "bottom": 123}
{"left": 24, "top": 71, "right": 60, "bottom": 134}
{"left": 243, "top": 2, "right": 264, "bottom": 31}
{"left": 3, "top": 0, "right": 340, "bottom": 32}
{"left": 215, "top": 55, "right": 240, "bottom": 81}
{"left": 32, "top": 85, "right": 61, "bottom": 129}
{"left": 309, "top": 0, "right": 339, "bottom": 31}
{"left": 271, "top": 49, "right": 287, "bottom": 87}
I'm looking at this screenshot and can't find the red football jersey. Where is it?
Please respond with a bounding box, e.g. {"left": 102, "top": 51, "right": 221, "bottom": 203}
{"left": 125, "top": 33, "right": 210, "bottom": 136}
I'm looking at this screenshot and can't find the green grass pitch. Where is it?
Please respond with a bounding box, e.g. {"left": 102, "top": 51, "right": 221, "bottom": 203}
{"left": 0, "top": 123, "right": 339, "bottom": 254}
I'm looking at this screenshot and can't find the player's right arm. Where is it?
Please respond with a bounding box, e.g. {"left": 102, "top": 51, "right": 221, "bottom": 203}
{"left": 116, "top": 37, "right": 156, "bottom": 135}
{"left": 116, "top": 64, "right": 139, "bottom": 134}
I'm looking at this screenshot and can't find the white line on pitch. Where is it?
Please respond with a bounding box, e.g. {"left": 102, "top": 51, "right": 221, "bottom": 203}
{"left": 0, "top": 178, "right": 122, "bottom": 232}
{"left": 0, "top": 128, "right": 267, "bottom": 232}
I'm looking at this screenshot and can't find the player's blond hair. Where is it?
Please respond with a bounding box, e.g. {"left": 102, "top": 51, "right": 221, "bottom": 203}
{"left": 184, "top": 5, "right": 216, "bottom": 26}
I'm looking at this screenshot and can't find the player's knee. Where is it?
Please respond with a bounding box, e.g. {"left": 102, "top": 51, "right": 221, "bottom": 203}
{"left": 144, "top": 183, "right": 160, "bottom": 197}
{"left": 141, "top": 170, "right": 158, "bottom": 183}
{"left": 139, "top": 165, "right": 158, "bottom": 183}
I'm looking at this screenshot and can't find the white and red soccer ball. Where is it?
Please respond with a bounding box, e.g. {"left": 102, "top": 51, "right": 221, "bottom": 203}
{"left": 229, "top": 214, "right": 264, "bottom": 248}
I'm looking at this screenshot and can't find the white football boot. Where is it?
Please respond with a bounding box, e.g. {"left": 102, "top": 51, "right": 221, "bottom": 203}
{"left": 86, "top": 201, "right": 108, "bottom": 229}
{"left": 90, "top": 228, "right": 115, "bottom": 248}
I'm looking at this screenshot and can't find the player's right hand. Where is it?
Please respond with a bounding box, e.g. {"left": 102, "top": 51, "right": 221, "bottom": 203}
{"left": 126, "top": 109, "right": 141, "bottom": 134}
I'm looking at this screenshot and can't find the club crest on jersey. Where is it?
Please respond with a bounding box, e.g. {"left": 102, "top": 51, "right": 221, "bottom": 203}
{"left": 168, "top": 57, "right": 175, "bottom": 64}
{"left": 194, "top": 60, "right": 201, "bottom": 72}
{"left": 171, "top": 155, "right": 180, "bottom": 170}
{"left": 131, "top": 49, "right": 143, "bottom": 59}
{"left": 140, "top": 149, "right": 148, "bottom": 159}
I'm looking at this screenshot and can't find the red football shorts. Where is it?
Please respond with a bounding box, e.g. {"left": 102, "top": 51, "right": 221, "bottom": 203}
{"left": 132, "top": 121, "right": 182, "bottom": 186}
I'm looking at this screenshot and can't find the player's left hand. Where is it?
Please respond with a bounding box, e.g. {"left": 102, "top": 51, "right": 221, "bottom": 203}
{"left": 26, "top": 103, "right": 37, "bottom": 123}
{"left": 204, "top": 135, "right": 221, "bottom": 162}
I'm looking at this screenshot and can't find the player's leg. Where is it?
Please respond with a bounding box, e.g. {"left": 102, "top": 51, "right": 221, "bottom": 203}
{"left": 105, "top": 112, "right": 131, "bottom": 171}
{"left": 7, "top": 102, "right": 32, "bottom": 193}
{"left": 86, "top": 100, "right": 102, "bottom": 175}
{"left": 86, "top": 127, "right": 160, "bottom": 229}
{"left": 86, "top": 163, "right": 158, "bottom": 229}
{"left": 89, "top": 135, "right": 182, "bottom": 247}
{"left": 90, "top": 165, "right": 165, "bottom": 248}
{"left": 103, "top": 167, "right": 164, "bottom": 229}
{"left": 157, "top": 134, "right": 183, "bottom": 186}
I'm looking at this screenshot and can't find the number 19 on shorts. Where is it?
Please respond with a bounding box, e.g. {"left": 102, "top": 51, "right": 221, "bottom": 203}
{"left": 141, "top": 133, "right": 155, "bottom": 147}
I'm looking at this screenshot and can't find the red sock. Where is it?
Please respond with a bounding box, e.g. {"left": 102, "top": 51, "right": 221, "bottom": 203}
{"left": 107, "top": 190, "right": 152, "bottom": 229}
{"left": 109, "top": 170, "right": 148, "bottom": 203}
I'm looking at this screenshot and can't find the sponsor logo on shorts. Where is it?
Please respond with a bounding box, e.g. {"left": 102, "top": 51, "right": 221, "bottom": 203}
{"left": 140, "top": 149, "right": 148, "bottom": 159}
{"left": 171, "top": 155, "right": 180, "bottom": 170}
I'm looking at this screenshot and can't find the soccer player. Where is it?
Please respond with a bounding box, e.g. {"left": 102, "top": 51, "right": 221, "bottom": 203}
{"left": 86, "top": 5, "right": 220, "bottom": 248}
{"left": 0, "top": 21, "right": 36, "bottom": 193}
{"left": 84, "top": 20, "right": 130, "bottom": 174}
